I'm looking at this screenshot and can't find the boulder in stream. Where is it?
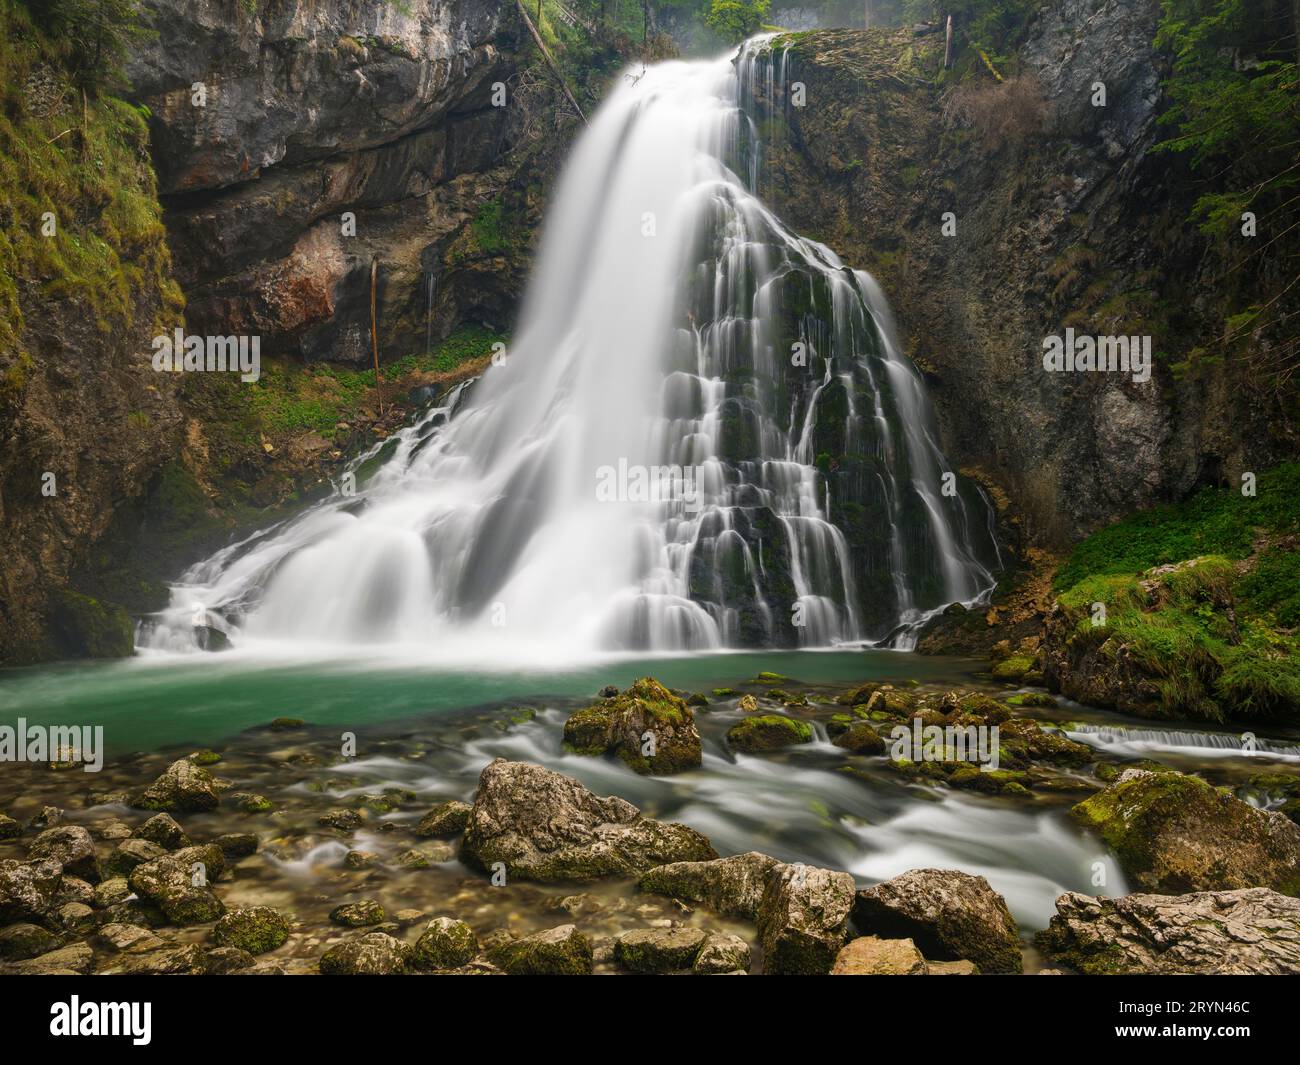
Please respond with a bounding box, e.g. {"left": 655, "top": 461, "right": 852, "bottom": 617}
{"left": 131, "top": 758, "right": 221, "bottom": 813}
{"left": 563, "top": 677, "right": 703, "bottom": 774}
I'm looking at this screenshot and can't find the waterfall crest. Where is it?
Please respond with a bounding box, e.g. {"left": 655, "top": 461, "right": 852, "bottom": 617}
{"left": 142, "top": 37, "right": 1000, "bottom": 660}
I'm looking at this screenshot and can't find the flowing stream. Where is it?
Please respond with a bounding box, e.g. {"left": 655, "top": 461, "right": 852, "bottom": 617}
{"left": 140, "top": 37, "right": 998, "bottom": 661}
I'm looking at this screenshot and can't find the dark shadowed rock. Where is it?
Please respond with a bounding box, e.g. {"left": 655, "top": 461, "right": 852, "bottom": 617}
{"left": 133, "top": 812, "right": 191, "bottom": 850}
{"left": 1038, "top": 888, "right": 1300, "bottom": 975}
{"left": 460, "top": 760, "right": 717, "bottom": 882}
{"left": 28, "top": 825, "right": 100, "bottom": 882}
{"left": 852, "top": 868, "right": 1022, "bottom": 974}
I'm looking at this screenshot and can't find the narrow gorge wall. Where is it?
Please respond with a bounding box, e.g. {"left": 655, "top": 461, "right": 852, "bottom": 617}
{"left": 757, "top": 3, "right": 1296, "bottom": 549}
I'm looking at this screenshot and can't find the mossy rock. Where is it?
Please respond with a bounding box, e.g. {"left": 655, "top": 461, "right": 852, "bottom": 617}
{"left": 48, "top": 589, "right": 134, "bottom": 658}
{"left": 1072, "top": 770, "right": 1300, "bottom": 895}
{"left": 832, "top": 722, "right": 886, "bottom": 755}
{"left": 213, "top": 906, "right": 290, "bottom": 954}
{"left": 411, "top": 917, "right": 478, "bottom": 971}
{"left": 1004, "top": 692, "right": 1057, "bottom": 708}
{"left": 727, "top": 715, "right": 814, "bottom": 753}
{"left": 562, "top": 677, "right": 702, "bottom": 775}
{"left": 990, "top": 655, "right": 1035, "bottom": 682}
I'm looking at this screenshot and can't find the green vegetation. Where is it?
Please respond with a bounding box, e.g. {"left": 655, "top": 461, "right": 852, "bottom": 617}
{"left": 1053, "top": 465, "right": 1300, "bottom": 721}
{"left": 705, "top": 0, "right": 769, "bottom": 40}
{"left": 0, "top": 2, "right": 182, "bottom": 400}
{"left": 29, "top": 0, "right": 151, "bottom": 92}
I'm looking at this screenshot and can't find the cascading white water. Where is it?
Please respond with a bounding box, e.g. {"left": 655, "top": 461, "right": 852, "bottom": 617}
{"left": 141, "top": 37, "right": 998, "bottom": 661}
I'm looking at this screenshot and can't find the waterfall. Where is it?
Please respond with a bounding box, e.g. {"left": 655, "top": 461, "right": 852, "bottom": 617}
{"left": 140, "top": 37, "right": 999, "bottom": 661}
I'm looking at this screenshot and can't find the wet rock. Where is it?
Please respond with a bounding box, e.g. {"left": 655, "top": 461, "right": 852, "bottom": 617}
{"left": 830, "top": 936, "right": 928, "bottom": 975}
{"left": 638, "top": 852, "right": 782, "bottom": 919}
{"left": 94, "top": 820, "right": 133, "bottom": 842}
{"left": 213, "top": 906, "right": 290, "bottom": 954}
{"left": 232, "top": 792, "right": 274, "bottom": 814}
{"left": 0, "top": 857, "right": 62, "bottom": 923}
{"left": 320, "top": 933, "right": 411, "bottom": 975}
{"left": 415, "top": 800, "right": 472, "bottom": 837}
{"left": 127, "top": 855, "right": 225, "bottom": 925}
{"left": 202, "top": 946, "right": 256, "bottom": 974}
{"left": 319, "top": 809, "right": 362, "bottom": 831}
{"left": 563, "top": 677, "right": 703, "bottom": 774}
{"left": 112, "top": 944, "right": 206, "bottom": 975}
{"left": 30, "top": 806, "right": 62, "bottom": 830}
{"left": 614, "top": 926, "right": 707, "bottom": 973}
{"left": 57, "top": 902, "right": 96, "bottom": 935}
{"left": 487, "top": 924, "right": 592, "bottom": 976}
{"left": 212, "top": 833, "right": 259, "bottom": 859}
{"left": 852, "top": 868, "right": 1022, "bottom": 974}
{"left": 1038, "top": 888, "right": 1300, "bottom": 975}
{"left": 394, "top": 909, "right": 427, "bottom": 927}
{"left": 411, "top": 916, "right": 478, "bottom": 971}
{"left": 460, "top": 760, "right": 717, "bottom": 882}
{"left": 1, "top": 941, "right": 93, "bottom": 975}
{"left": 172, "top": 843, "right": 226, "bottom": 881}
{"left": 929, "top": 959, "right": 981, "bottom": 974}
{"left": 0, "top": 923, "right": 61, "bottom": 961}
{"left": 0, "top": 814, "right": 22, "bottom": 840}
{"left": 56, "top": 876, "right": 94, "bottom": 906}
{"left": 737, "top": 694, "right": 759, "bottom": 712}
{"left": 93, "top": 877, "right": 132, "bottom": 909}
{"left": 833, "top": 722, "right": 886, "bottom": 755}
{"left": 344, "top": 849, "right": 378, "bottom": 869}
{"left": 105, "top": 838, "right": 167, "bottom": 878}
{"left": 133, "top": 812, "right": 191, "bottom": 850}
{"left": 693, "top": 931, "right": 751, "bottom": 974}
{"left": 131, "top": 758, "right": 220, "bottom": 813}
{"left": 98, "top": 922, "right": 166, "bottom": 954}
{"left": 28, "top": 825, "right": 100, "bottom": 882}
{"left": 726, "top": 714, "right": 813, "bottom": 753}
{"left": 330, "top": 900, "right": 386, "bottom": 927}
{"left": 1071, "top": 770, "right": 1300, "bottom": 894}
{"left": 756, "top": 863, "right": 856, "bottom": 975}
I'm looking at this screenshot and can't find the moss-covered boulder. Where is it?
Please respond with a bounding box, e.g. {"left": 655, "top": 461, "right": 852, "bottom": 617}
{"left": 990, "top": 655, "right": 1035, "bottom": 681}
{"left": 411, "top": 916, "right": 478, "bottom": 971}
{"left": 48, "top": 589, "right": 134, "bottom": 658}
{"left": 852, "top": 868, "right": 1022, "bottom": 974}
{"left": 127, "top": 854, "right": 225, "bottom": 925}
{"left": 132, "top": 812, "right": 191, "bottom": 851}
{"left": 614, "top": 927, "right": 707, "bottom": 973}
{"left": 486, "top": 924, "right": 592, "bottom": 975}
{"left": 130, "top": 758, "right": 220, "bottom": 813}
{"left": 562, "top": 677, "right": 703, "bottom": 774}
{"left": 212, "top": 906, "right": 290, "bottom": 954}
{"left": 1071, "top": 770, "right": 1300, "bottom": 895}
{"left": 727, "top": 714, "right": 813, "bottom": 753}
{"left": 460, "top": 759, "right": 717, "bottom": 882}
{"left": 832, "top": 722, "right": 886, "bottom": 755}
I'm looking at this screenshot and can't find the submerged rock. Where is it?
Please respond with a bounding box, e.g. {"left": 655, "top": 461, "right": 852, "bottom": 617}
{"left": 320, "top": 933, "right": 410, "bottom": 975}
{"left": 563, "top": 677, "right": 703, "bottom": 774}
{"left": 830, "top": 936, "right": 928, "bottom": 975}
{"left": 726, "top": 714, "right": 813, "bottom": 753}
{"left": 487, "top": 924, "right": 592, "bottom": 975}
{"left": 756, "top": 863, "right": 856, "bottom": 975}
{"left": 852, "top": 868, "right": 1022, "bottom": 974}
{"left": 614, "top": 927, "right": 708, "bottom": 973}
{"left": 330, "top": 900, "right": 386, "bottom": 928}
{"left": 131, "top": 758, "right": 220, "bottom": 813}
{"left": 1038, "top": 888, "right": 1300, "bottom": 975}
{"left": 1071, "top": 770, "right": 1300, "bottom": 894}
{"left": 460, "top": 760, "right": 717, "bottom": 882}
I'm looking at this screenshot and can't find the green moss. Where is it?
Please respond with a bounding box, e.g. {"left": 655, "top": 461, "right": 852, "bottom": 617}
{"left": 990, "top": 655, "right": 1034, "bottom": 681}
{"left": 48, "top": 589, "right": 134, "bottom": 658}
{"left": 726, "top": 714, "right": 813, "bottom": 752}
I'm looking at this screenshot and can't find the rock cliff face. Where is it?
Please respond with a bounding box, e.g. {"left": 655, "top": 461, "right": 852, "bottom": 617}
{"left": 126, "top": 0, "right": 528, "bottom": 364}
{"left": 756, "top": 4, "right": 1294, "bottom": 547}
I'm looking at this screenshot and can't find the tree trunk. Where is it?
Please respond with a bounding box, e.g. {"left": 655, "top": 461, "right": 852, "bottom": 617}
{"left": 516, "top": 0, "right": 588, "bottom": 123}
{"left": 944, "top": 13, "right": 954, "bottom": 69}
